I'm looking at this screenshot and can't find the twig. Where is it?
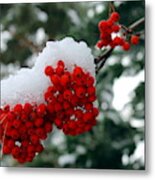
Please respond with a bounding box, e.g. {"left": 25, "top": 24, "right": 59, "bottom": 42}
{"left": 109, "top": 2, "right": 115, "bottom": 15}
{"left": 129, "top": 17, "right": 145, "bottom": 30}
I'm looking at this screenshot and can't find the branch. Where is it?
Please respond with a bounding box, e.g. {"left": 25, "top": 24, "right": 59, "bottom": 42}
{"left": 129, "top": 17, "right": 145, "bottom": 30}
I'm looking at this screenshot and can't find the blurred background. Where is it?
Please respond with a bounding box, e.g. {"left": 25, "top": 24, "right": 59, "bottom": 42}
{"left": 0, "top": 1, "right": 145, "bottom": 169}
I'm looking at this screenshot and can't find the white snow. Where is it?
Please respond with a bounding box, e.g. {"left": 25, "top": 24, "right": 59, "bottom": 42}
{"left": 1, "top": 37, "right": 95, "bottom": 108}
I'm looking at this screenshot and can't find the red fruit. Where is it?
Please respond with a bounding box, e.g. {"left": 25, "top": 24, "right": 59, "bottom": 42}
{"left": 7, "top": 139, "right": 15, "bottom": 148}
{"left": 54, "top": 102, "right": 62, "bottom": 112}
{"left": 113, "top": 36, "right": 124, "bottom": 46}
{"left": 88, "top": 95, "right": 96, "bottom": 102}
{"left": 35, "top": 118, "right": 44, "bottom": 127}
{"left": 75, "top": 109, "right": 83, "bottom": 119}
{"left": 98, "top": 20, "right": 108, "bottom": 31}
{"left": 3, "top": 145, "right": 11, "bottom": 154}
{"left": 75, "top": 87, "right": 86, "bottom": 98}
{"left": 85, "top": 103, "right": 93, "bottom": 111}
{"left": 44, "top": 66, "right": 54, "bottom": 76}
{"left": 93, "top": 107, "right": 99, "bottom": 116}
{"left": 37, "top": 104, "right": 46, "bottom": 116}
{"left": 23, "top": 103, "right": 32, "bottom": 114}
{"left": 122, "top": 42, "right": 130, "bottom": 51}
{"left": 60, "top": 74, "right": 70, "bottom": 86}
{"left": 87, "top": 86, "right": 96, "bottom": 96}
{"left": 55, "top": 118, "right": 63, "bottom": 128}
{"left": 83, "top": 112, "right": 93, "bottom": 122}
{"left": 110, "top": 12, "right": 120, "bottom": 22}
{"left": 12, "top": 119, "right": 21, "bottom": 129}
{"left": 45, "top": 123, "right": 53, "bottom": 133}
{"left": 11, "top": 129, "right": 19, "bottom": 140}
{"left": 13, "top": 104, "right": 23, "bottom": 114}
{"left": 27, "top": 144, "right": 35, "bottom": 153}
{"left": 36, "top": 144, "right": 44, "bottom": 153}
{"left": 7, "top": 112, "right": 15, "bottom": 122}
{"left": 63, "top": 101, "right": 71, "bottom": 110}
{"left": 63, "top": 89, "right": 72, "bottom": 100}
{"left": 112, "top": 25, "right": 120, "bottom": 32}
{"left": 4, "top": 105, "right": 10, "bottom": 112}
{"left": 57, "top": 60, "right": 65, "bottom": 68}
{"left": 21, "top": 140, "right": 29, "bottom": 147}
{"left": 47, "top": 104, "right": 54, "bottom": 113}
{"left": 50, "top": 74, "right": 60, "bottom": 86}
{"left": 131, "top": 35, "right": 139, "bottom": 45}
{"left": 36, "top": 128, "right": 47, "bottom": 139}
{"left": 56, "top": 65, "right": 64, "bottom": 75}
{"left": 25, "top": 121, "right": 33, "bottom": 128}
{"left": 30, "top": 135, "right": 39, "bottom": 144}
{"left": 73, "top": 66, "right": 84, "bottom": 78}
{"left": 96, "top": 40, "right": 104, "bottom": 49}
{"left": 86, "top": 76, "right": 95, "bottom": 87}
{"left": 12, "top": 146, "right": 20, "bottom": 157}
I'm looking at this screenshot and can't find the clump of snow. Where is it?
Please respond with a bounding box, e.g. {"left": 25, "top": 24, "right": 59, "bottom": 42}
{"left": 1, "top": 37, "right": 95, "bottom": 108}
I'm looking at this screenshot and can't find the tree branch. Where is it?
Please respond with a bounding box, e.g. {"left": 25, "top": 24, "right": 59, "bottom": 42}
{"left": 129, "top": 17, "right": 145, "bottom": 30}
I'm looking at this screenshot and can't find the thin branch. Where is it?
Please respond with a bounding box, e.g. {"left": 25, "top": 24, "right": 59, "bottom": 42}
{"left": 129, "top": 17, "right": 145, "bottom": 30}
{"left": 109, "top": 2, "right": 115, "bottom": 15}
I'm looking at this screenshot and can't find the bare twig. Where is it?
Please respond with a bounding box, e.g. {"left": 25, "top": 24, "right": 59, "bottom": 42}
{"left": 109, "top": 2, "right": 115, "bottom": 15}
{"left": 129, "top": 17, "right": 145, "bottom": 30}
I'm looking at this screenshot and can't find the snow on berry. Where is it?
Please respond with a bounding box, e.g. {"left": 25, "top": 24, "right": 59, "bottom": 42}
{"left": 1, "top": 37, "right": 95, "bottom": 108}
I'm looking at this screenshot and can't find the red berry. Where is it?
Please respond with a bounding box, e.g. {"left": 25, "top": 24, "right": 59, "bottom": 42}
{"left": 3, "top": 145, "right": 11, "bottom": 154}
{"left": 30, "top": 135, "right": 39, "bottom": 144}
{"left": 57, "top": 60, "right": 65, "bottom": 68}
{"left": 44, "top": 66, "right": 54, "bottom": 76}
{"left": 63, "top": 89, "right": 72, "bottom": 100}
{"left": 56, "top": 65, "right": 64, "bottom": 75}
{"left": 75, "top": 87, "right": 86, "bottom": 98}
{"left": 110, "top": 12, "right": 120, "bottom": 22}
{"left": 7, "top": 139, "right": 15, "bottom": 148}
{"left": 12, "top": 119, "right": 21, "bottom": 129}
{"left": 87, "top": 86, "right": 96, "bottom": 96}
{"left": 131, "top": 35, "right": 139, "bottom": 45}
{"left": 50, "top": 74, "right": 60, "bottom": 86}
{"left": 122, "top": 42, "right": 130, "bottom": 51}
{"left": 36, "top": 144, "right": 44, "bottom": 153}
{"left": 96, "top": 40, "right": 104, "bottom": 49}
{"left": 112, "top": 25, "right": 120, "bottom": 32}
{"left": 27, "top": 144, "right": 35, "bottom": 153}
{"left": 12, "top": 146, "right": 20, "bottom": 157}
{"left": 60, "top": 74, "right": 70, "bottom": 86}
{"left": 45, "top": 123, "right": 53, "bottom": 133}
{"left": 13, "top": 104, "right": 23, "bottom": 114}
{"left": 34, "top": 118, "right": 44, "bottom": 127}
{"left": 73, "top": 66, "right": 84, "bottom": 78}
{"left": 98, "top": 20, "right": 108, "bottom": 32}
{"left": 55, "top": 118, "right": 63, "bottom": 128}
{"left": 23, "top": 103, "right": 32, "bottom": 114}
{"left": 37, "top": 104, "right": 46, "bottom": 116}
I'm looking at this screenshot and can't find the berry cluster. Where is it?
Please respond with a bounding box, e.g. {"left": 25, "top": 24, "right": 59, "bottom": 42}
{"left": 97, "top": 12, "right": 140, "bottom": 51}
{"left": 44, "top": 60, "right": 99, "bottom": 136}
{"left": 0, "top": 60, "right": 98, "bottom": 163}
{"left": 0, "top": 103, "right": 53, "bottom": 163}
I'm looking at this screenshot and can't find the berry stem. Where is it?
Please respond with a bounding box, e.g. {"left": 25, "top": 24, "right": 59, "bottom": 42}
{"left": 109, "top": 2, "right": 115, "bottom": 15}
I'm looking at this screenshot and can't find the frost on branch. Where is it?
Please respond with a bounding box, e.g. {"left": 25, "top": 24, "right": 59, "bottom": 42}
{"left": 1, "top": 37, "right": 95, "bottom": 108}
